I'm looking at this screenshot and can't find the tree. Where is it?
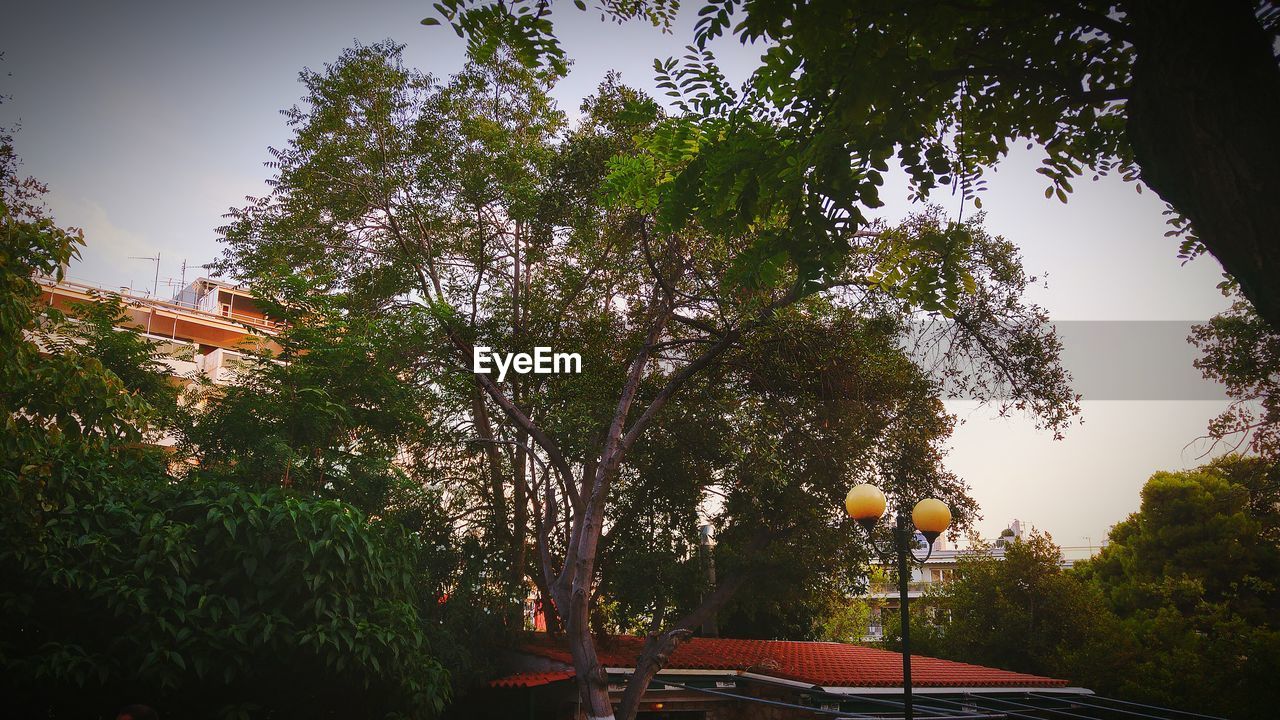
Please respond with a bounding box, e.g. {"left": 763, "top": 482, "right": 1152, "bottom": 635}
{"left": 1077, "top": 458, "right": 1280, "bottom": 719}
{"left": 428, "top": 1, "right": 1280, "bottom": 329}
{"left": 216, "top": 42, "right": 1077, "bottom": 720}
{"left": 180, "top": 261, "right": 515, "bottom": 691}
{"left": 596, "top": 304, "right": 978, "bottom": 643}
{"left": 811, "top": 594, "right": 875, "bottom": 645}
{"left": 913, "top": 459, "right": 1280, "bottom": 718}
{"left": 40, "top": 295, "right": 184, "bottom": 421}
{"left": 914, "top": 532, "right": 1124, "bottom": 684}
{"left": 1191, "top": 298, "right": 1280, "bottom": 462}
{"left": 1085, "top": 459, "right": 1280, "bottom": 623}
{"left": 182, "top": 296, "right": 454, "bottom": 518}
{"left": 1, "top": 119, "right": 154, "bottom": 469}
{"left": 1, "top": 118, "right": 453, "bottom": 719}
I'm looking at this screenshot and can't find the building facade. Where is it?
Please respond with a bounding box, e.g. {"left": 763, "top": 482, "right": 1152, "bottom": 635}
{"left": 37, "top": 275, "right": 280, "bottom": 390}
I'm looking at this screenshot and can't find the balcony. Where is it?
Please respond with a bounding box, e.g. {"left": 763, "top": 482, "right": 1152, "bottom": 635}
{"left": 199, "top": 347, "right": 250, "bottom": 385}
{"left": 144, "top": 336, "right": 200, "bottom": 379}
{"left": 867, "top": 580, "right": 934, "bottom": 597}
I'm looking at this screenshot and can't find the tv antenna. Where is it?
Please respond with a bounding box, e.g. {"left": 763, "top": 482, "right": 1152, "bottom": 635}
{"left": 158, "top": 259, "right": 192, "bottom": 304}
{"left": 129, "top": 252, "right": 160, "bottom": 297}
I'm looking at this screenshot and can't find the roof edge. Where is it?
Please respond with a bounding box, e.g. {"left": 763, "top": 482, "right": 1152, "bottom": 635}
{"left": 821, "top": 686, "right": 1094, "bottom": 695}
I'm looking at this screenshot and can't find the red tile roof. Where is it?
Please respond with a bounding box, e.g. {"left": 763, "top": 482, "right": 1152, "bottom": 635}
{"left": 489, "top": 671, "right": 576, "bottom": 688}
{"left": 518, "top": 634, "right": 1068, "bottom": 689}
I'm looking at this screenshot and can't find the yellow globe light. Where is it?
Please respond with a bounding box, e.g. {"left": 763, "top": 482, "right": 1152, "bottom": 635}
{"left": 845, "top": 484, "right": 887, "bottom": 531}
{"left": 912, "top": 498, "right": 952, "bottom": 544}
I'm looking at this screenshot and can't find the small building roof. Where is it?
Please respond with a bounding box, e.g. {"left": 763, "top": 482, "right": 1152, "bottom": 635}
{"left": 489, "top": 671, "right": 576, "bottom": 689}
{"left": 516, "top": 634, "right": 1068, "bottom": 690}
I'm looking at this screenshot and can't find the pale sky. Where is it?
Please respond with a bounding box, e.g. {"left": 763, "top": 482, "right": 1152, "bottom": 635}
{"left": 2, "top": 1, "right": 1236, "bottom": 546}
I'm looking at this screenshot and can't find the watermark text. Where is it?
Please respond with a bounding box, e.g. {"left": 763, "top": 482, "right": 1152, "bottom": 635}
{"left": 473, "top": 346, "right": 582, "bottom": 382}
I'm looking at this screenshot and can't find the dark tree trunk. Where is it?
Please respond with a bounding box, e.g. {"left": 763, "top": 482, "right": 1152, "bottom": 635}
{"left": 613, "top": 572, "right": 751, "bottom": 720}
{"left": 1126, "top": 1, "right": 1280, "bottom": 326}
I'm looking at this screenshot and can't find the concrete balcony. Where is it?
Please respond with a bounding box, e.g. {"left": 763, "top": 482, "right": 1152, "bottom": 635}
{"left": 199, "top": 347, "right": 249, "bottom": 385}
{"left": 142, "top": 336, "right": 200, "bottom": 379}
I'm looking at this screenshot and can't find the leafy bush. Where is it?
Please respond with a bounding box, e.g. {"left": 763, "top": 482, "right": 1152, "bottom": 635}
{"left": 0, "top": 472, "right": 450, "bottom": 719}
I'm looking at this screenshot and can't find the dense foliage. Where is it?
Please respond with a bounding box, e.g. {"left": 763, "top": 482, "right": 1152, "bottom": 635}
{"left": 1, "top": 126, "right": 453, "bottom": 718}
{"left": 911, "top": 458, "right": 1280, "bottom": 719}
{"left": 3, "top": 478, "right": 449, "bottom": 719}
{"left": 38, "top": 294, "right": 185, "bottom": 428}
{"left": 891, "top": 532, "right": 1121, "bottom": 687}
{"left": 1078, "top": 457, "right": 1280, "bottom": 719}
{"left": 182, "top": 303, "right": 452, "bottom": 519}
{"left": 428, "top": 1, "right": 1280, "bottom": 331}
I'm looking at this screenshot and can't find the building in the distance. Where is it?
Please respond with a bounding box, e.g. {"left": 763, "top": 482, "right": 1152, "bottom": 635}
{"left": 862, "top": 520, "right": 1103, "bottom": 641}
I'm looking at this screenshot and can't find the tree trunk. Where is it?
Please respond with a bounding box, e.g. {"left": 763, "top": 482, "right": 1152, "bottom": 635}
{"left": 471, "top": 390, "right": 510, "bottom": 547}
{"left": 1126, "top": 1, "right": 1280, "bottom": 327}
{"left": 568, "top": 645, "right": 616, "bottom": 720}
{"left": 560, "top": 453, "right": 618, "bottom": 720}
{"left": 566, "top": 528, "right": 616, "bottom": 719}
{"left": 613, "top": 572, "right": 751, "bottom": 720}
{"left": 511, "top": 429, "right": 529, "bottom": 590}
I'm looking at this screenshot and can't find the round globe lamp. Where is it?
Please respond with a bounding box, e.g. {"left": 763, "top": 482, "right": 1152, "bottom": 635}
{"left": 845, "top": 483, "right": 887, "bottom": 531}
{"left": 912, "top": 498, "right": 951, "bottom": 544}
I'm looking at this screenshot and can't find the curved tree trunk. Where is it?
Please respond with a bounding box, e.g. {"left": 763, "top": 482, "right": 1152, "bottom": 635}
{"left": 565, "top": 495, "right": 616, "bottom": 720}
{"left": 613, "top": 571, "right": 751, "bottom": 720}
{"left": 1126, "top": 1, "right": 1280, "bottom": 327}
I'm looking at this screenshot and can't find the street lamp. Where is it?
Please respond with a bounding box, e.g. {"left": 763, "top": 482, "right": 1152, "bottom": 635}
{"left": 845, "top": 484, "right": 951, "bottom": 720}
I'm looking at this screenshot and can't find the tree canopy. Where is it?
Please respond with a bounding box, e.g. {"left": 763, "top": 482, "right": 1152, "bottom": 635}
{"left": 427, "top": 1, "right": 1280, "bottom": 329}
{"left": 904, "top": 464, "right": 1280, "bottom": 720}
{"left": 1075, "top": 457, "right": 1280, "bottom": 719}
{"left": 910, "top": 531, "right": 1122, "bottom": 685}
{"left": 213, "top": 41, "right": 1078, "bottom": 719}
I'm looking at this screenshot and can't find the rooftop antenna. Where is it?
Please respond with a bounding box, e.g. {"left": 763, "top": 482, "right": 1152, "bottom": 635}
{"left": 129, "top": 252, "right": 160, "bottom": 297}
{"left": 157, "top": 259, "right": 190, "bottom": 304}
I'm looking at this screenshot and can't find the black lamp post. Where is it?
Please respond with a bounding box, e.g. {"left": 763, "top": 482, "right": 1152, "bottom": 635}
{"left": 845, "top": 484, "right": 952, "bottom": 720}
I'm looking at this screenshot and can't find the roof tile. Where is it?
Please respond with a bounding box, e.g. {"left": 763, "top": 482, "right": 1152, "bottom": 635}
{"left": 518, "top": 635, "right": 1068, "bottom": 689}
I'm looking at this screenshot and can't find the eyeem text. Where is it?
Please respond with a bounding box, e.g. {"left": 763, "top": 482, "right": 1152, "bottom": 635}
{"left": 473, "top": 346, "right": 583, "bottom": 382}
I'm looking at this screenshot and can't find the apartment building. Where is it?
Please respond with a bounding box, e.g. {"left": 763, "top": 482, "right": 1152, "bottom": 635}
{"left": 36, "top": 274, "right": 281, "bottom": 391}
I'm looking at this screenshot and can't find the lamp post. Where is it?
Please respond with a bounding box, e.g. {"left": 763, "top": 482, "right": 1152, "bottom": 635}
{"left": 845, "top": 484, "right": 951, "bottom": 720}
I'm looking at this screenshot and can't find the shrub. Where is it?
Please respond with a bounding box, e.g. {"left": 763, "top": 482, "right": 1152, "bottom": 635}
{"left": 0, "top": 471, "right": 450, "bottom": 719}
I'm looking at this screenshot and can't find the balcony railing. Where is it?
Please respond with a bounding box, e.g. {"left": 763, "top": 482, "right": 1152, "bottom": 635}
{"left": 199, "top": 347, "right": 249, "bottom": 385}
{"left": 867, "top": 580, "right": 934, "bottom": 595}
{"left": 39, "top": 275, "right": 283, "bottom": 332}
